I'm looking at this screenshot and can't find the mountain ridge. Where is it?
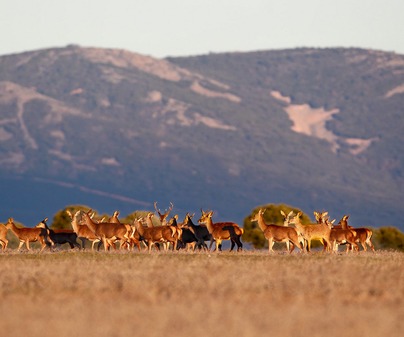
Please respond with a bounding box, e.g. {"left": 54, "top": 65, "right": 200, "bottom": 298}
{"left": 0, "top": 45, "right": 403, "bottom": 228}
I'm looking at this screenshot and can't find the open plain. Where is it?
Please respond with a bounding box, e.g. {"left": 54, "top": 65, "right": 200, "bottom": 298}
{"left": 1, "top": 250, "right": 404, "bottom": 337}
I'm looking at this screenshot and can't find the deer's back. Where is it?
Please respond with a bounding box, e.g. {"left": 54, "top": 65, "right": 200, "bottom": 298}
{"left": 264, "top": 225, "right": 298, "bottom": 240}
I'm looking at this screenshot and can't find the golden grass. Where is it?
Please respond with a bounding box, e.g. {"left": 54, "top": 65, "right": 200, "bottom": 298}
{"left": 1, "top": 250, "right": 404, "bottom": 337}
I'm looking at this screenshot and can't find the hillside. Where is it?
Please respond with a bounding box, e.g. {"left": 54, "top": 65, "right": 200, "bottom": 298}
{"left": 0, "top": 46, "right": 403, "bottom": 228}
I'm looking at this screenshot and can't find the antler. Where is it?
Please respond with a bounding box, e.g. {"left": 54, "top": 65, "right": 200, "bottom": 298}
{"left": 154, "top": 202, "right": 174, "bottom": 218}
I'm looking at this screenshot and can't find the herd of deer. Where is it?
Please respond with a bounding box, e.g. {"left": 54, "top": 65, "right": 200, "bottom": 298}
{"left": 0, "top": 203, "right": 374, "bottom": 254}
{"left": 250, "top": 209, "right": 375, "bottom": 253}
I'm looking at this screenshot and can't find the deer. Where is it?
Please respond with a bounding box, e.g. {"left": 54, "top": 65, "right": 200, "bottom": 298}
{"left": 251, "top": 209, "right": 303, "bottom": 253}
{"left": 66, "top": 210, "right": 103, "bottom": 250}
{"left": 314, "top": 211, "right": 355, "bottom": 252}
{"left": 0, "top": 222, "right": 9, "bottom": 251}
{"left": 179, "top": 213, "right": 212, "bottom": 251}
{"left": 326, "top": 218, "right": 358, "bottom": 253}
{"left": 291, "top": 212, "right": 332, "bottom": 253}
{"left": 144, "top": 211, "right": 173, "bottom": 250}
{"left": 154, "top": 202, "right": 174, "bottom": 226}
{"left": 314, "top": 211, "right": 329, "bottom": 225}
{"left": 280, "top": 210, "right": 299, "bottom": 252}
{"left": 176, "top": 214, "right": 199, "bottom": 251}
{"left": 339, "top": 215, "right": 375, "bottom": 252}
{"left": 198, "top": 209, "right": 243, "bottom": 252}
{"left": 81, "top": 210, "right": 131, "bottom": 251}
{"left": 132, "top": 218, "right": 177, "bottom": 252}
{"left": 154, "top": 202, "right": 179, "bottom": 248}
{"left": 5, "top": 218, "right": 54, "bottom": 252}
{"left": 109, "top": 210, "right": 142, "bottom": 251}
{"left": 35, "top": 218, "right": 81, "bottom": 250}
{"left": 165, "top": 215, "right": 182, "bottom": 250}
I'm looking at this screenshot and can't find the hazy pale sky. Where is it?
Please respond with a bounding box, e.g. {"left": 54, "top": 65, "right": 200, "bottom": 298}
{"left": 1, "top": 0, "right": 403, "bottom": 58}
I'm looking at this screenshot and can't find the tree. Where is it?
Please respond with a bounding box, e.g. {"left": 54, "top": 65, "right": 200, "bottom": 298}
{"left": 372, "top": 227, "right": 404, "bottom": 251}
{"left": 51, "top": 205, "right": 94, "bottom": 229}
{"left": 242, "top": 203, "right": 312, "bottom": 249}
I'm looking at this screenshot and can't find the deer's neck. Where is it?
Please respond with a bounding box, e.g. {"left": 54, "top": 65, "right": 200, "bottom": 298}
{"left": 257, "top": 215, "right": 268, "bottom": 232}
{"left": 110, "top": 216, "right": 120, "bottom": 224}
{"left": 188, "top": 218, "right": 196, "bottom": 229}
{"left": 71, "top": 217, "right": 79, "bottom": 233}
{"left": 145, "top": 217, "right": 154, "bottom": 228}
{"left": 340, "top": 220, "right": 348, "bottom": 230}
{"left": 293, "top": 218, "right": 303, "bottom": 230}
{"left": 135, "top": 221, "right": 145, "bottom": 235}
{"left": 83, "top": 215, "right": 97, "bottom": 233}
{"left": 205, "top": 217, "right": 215, "bottom": 232}
{"left": 9, "top": 223, "right": 19, "bottom": 234}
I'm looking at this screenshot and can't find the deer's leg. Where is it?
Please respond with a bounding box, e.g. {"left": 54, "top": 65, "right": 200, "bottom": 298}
{"left": 216, "top": 239, "right": 222, "bottom": 251}
{"left": 307, "top": 240, "right": 311, "bottom": 253}
{"left": 289, "top": 241, "right": 295, "bottom": 253}
{"left": 229, "top": 238, "right": 235, "bottom": 251}
{"left": 235, "top": 236, "right": 243, "bottom": 251}
{"left": 268, "top": 238, "right": 273, "bottom": 253}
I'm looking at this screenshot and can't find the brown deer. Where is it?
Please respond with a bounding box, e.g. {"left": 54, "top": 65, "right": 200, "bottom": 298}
{"left": 166, "top": 215, "right": 182, "bottom": 249}
{"left": 291, "top": 212, "right": 332, "bottom": 253}
{"left": 251, "top": 209, "right": 302, "bottom": 253}
{"left": 81, "top": 210, "right": 131, "bottom": 251}
{"left": 144, "top": 212, "right": 156, "bottom": 228}
{"left": 109, "top": 210, "right": 141, "bottom": 251}
{"left": 5, "top": 218, "right": 54, "bottom": 252}
{"left": 144, "top": 211, "right": 175, "bottom": 250}
{"left": 314, "top": 211, "right": 329, "bottom": 224}
{"left": 0, "top": 222, "right": 9, "bottom": 251}
{"left": 339, "top": 215, "right": 375, "bottom": 252}
{"left": 198, "top": 209, "right": 243, "bottom": 252}
{"left": 66, "top": 210, "right": 103, "bottom": 250}
{"left": 327, "top": 218, "right": 358, "bottom": 253}
{"left": 314, "top": 211, "right": 356, "bottom": 253}
{"left": 133, "top": 218, "right": 177, "bottom": 252}
{"left": 154, "top": 203, "right": 179, "bottom": 247}
{"left": 154, "top": 202, "right": 174, "bottom": 226}
{"left": 280, "top": 210, "right": 300, "bottom": 252}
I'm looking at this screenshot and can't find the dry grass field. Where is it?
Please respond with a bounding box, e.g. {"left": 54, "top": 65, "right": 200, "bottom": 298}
{"left": 1, "top": 250, "right": 404, "bottom": 337}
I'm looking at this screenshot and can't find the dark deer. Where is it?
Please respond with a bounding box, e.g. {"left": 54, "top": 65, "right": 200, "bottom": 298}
{"left": 180, "top": 213, "right": 212, "bottom": 251}
{"left": 35, "top": 218, "right": 81, "bottom": 250}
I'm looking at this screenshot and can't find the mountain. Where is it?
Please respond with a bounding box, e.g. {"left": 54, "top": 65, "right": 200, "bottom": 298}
{"left": 0, "top": 45, "right": 403, "bottom": 229}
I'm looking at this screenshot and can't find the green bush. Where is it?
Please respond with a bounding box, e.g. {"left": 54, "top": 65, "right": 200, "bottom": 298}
{"left": 372, "top": 227, "right": 404, "bottom": 251}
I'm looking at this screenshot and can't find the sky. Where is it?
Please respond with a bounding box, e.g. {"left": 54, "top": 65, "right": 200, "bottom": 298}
{"left": 1, "top": 0, "right": 403, "bottom": 58}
